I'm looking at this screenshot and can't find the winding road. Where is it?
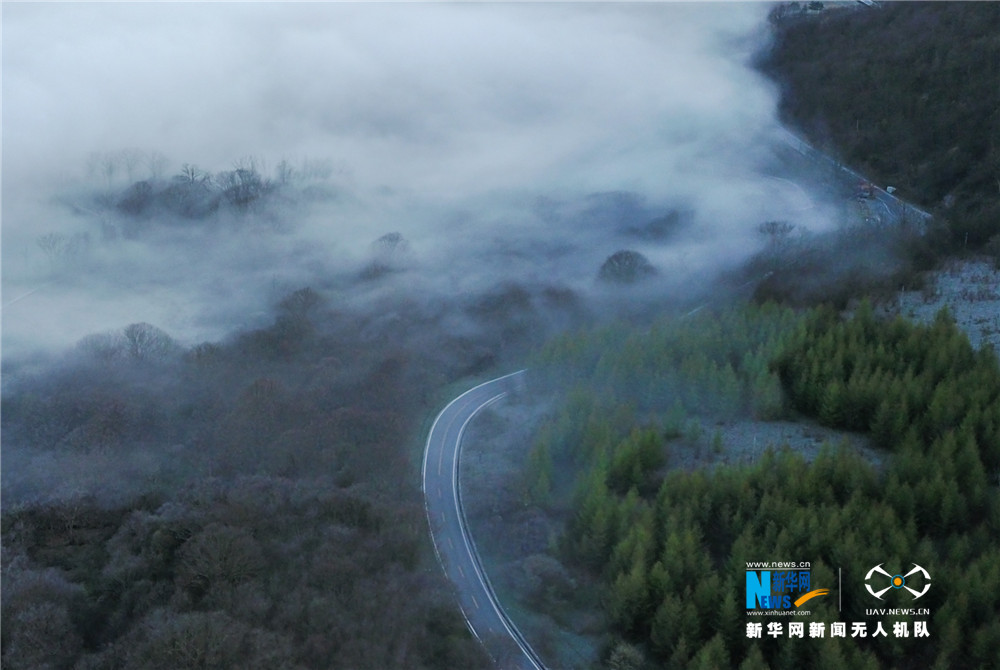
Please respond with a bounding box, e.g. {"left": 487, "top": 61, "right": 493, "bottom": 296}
{"left": 422, "top": 370, "right": 544, "bottom": 670}
{"left": 778, "top": 127, "right": 932, "bottom": 227}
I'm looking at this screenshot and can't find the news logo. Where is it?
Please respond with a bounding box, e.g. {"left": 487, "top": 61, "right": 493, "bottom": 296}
{"left": 865, "top": 563, "right": 931, "bottom": 601}
{"left": 746, "top": 563, "right": 829, "bottom": 611}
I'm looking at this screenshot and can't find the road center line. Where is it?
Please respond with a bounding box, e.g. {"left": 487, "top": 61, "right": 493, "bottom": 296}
{"left": 422, "top": 370, "right": 543, "bottom": 670}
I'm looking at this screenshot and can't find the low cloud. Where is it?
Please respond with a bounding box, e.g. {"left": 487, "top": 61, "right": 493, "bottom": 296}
{"left": 2, "top": 2, "right": 839, "bottom": 358}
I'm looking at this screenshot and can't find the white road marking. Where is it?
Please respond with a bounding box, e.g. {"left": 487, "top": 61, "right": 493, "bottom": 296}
{"left": 421, "top": 371, "right": 543, "bottom": 670}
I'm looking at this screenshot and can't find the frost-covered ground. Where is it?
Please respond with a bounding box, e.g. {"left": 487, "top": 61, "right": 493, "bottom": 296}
{"left": 461, "top": 397, "right": 601, "bottom": 670}
{"left": 892, "top": 259, "right": 1000, "bottom": 351}
{"left": 674, "top": 418, "right": 879, "bottom": 470}
{"left": 458, "top": 260, "right": 1000, "bottom": 666}
{"left": 458, "top": 393, "right": 882, "bottom": 669}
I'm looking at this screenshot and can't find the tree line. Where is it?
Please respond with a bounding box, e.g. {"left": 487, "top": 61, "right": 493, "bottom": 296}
{"left": 759, "top": 2, "right": 1000, "bottom": 258}
{"left": 523, "top": 304, "right": 1000, "bottom": 668}
{"left": 1, "top": 286, "right": 493, "bottom": 669}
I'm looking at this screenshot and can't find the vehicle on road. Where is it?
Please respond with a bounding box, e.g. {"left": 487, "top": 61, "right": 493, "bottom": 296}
{"left": 856, "top": 179, "right": 876, "bottom": 199}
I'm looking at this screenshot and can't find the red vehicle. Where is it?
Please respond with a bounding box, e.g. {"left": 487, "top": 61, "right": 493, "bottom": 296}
{"left": 856, "top": 180, "right": 876, "bottom": 199}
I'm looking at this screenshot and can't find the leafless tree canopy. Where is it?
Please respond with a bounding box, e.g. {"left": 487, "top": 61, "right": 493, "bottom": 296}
{"left": 598, "top": 250, "right": 657, "bottom": 284}
{"left": 123, "top": 322, "right": 177, "bottom": 361}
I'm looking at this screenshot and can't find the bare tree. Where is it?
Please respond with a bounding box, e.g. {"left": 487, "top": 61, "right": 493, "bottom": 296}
{"left": 119, "top": 148, "right": 145, "bottom": 183}
{"left": 37, "top": 232, "right": 91, "bottom": 265}
{"left": 4, "top": 602, "right": 82, "bottom": 670}
{"left": 373, "top": 232, "right": 410, "bottom": 256}
{"left": 122, "top": 323, "right": 176, "bottom": 362}
{"left": 99, "top": 152, "right": 121, "bottom": 190}
{"left": 275, "top": 159, "right": 295, "bottom": 186}
{"left": 2, "top": 563, "right": 84, "bottom": 670}
{"left": 218, "top": 156, "right": 271, "bottom": 211}
{"left": 598, "top": 250, "right": 656, "bottom": 283}
{"left": 178, "top": 163, "right": 210, "bottom": 186}
{"left": 278, "top": 286, "right": 322, "bottom": 319}
{"left": 758, "top": 220, "right": 796, "bottom": 241}
{"left": 36, "top": 233, "right": 67, "bottom": 263}
{"left": 362, "top": 232, "right": 413, "bottom": 279}
{"left": 126, "top": 610, "right": 253, "bottom": 669}
{"left": 146, "top": 151, "right": 168, "bottom": 180}
{"left": 177, "top": 523, "right": 265, "bottom": 594}
{"left": 76, "top": 331, "right": 125, "bottom": 364}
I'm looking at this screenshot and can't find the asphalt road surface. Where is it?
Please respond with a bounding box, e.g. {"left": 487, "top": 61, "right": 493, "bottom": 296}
{"left": 422, "top": 370, "right": 544, "bottom": 670}
{"left": 778, "top": 127, "right": 932, "bottom": 227}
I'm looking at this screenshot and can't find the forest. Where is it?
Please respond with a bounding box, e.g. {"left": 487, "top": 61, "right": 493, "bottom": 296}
{"left": 500, "top": 7, "right": 1000, "bottom": 665}
{"left": 1, "top": 286, "right": 507, "bottom": 669}
{"left": 759, "top": 1, "right": 1000, "bottom": 258}
{"left": 5, "top": 4, "right": 999, "bottom": 669}
{"left": 520, "top": 304, "right": 1000, "bottom": 669}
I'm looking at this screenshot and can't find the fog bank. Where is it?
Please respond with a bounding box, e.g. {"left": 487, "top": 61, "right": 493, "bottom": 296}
{"left": 2, "top": 2, "right": 838, "bottom": 358}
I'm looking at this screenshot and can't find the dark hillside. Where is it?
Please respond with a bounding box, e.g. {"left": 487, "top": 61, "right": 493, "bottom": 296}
{"left": 760, "top": 2, "right": 1000, "bottom": 254}
{"left": 1, "top": 290, "right": 497, "bottom": 670}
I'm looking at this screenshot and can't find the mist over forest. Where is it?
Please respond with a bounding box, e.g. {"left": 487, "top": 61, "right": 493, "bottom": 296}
{"left": 3, "top": 2, "right": 839, "bottom": 361}
{"left": 0, "top": 4, "right": 924, "bottom": 669}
